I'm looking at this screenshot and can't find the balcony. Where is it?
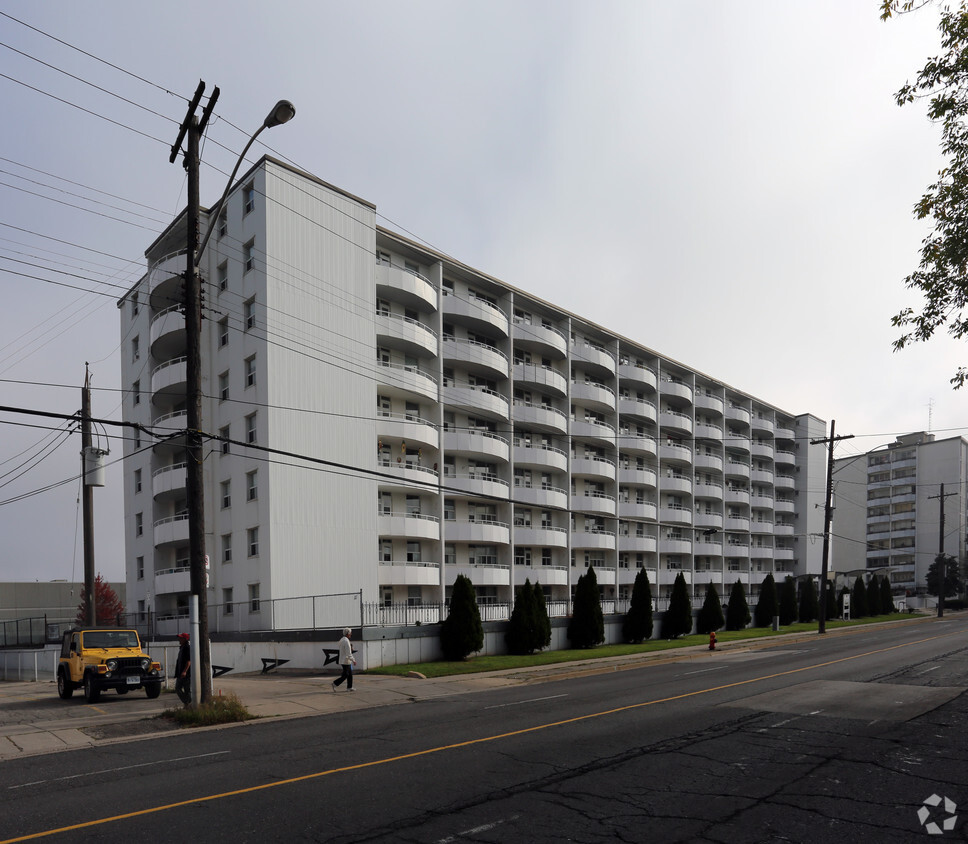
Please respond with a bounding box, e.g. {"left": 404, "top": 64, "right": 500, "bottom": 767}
{"left": 751, "top": 442, "right": 774, "bottom": 460}
{"left": 693, "top": 569, "right": 725, "bottom": 586}
{"left": 152, "top": 462, "right": 187, "bottom": 501}
{"left": 774, "top": 523, "right": 794, "bottom": 536}
{"left": 375, "top": 262, "right": 437, "bottom": 310}
{"left": 445, "top": 473, "right": 510, "bottom": 500}
{"left": 618, "top": 362, "right": 657, "bottom": 390}
{"left": 149, "top": 305, "right": 185, "bottom": 361}
{"left": 694, "top": 452, "right": 724, "bottom": 472}
{"left": 694, "top": 481, "right": 724, "bottom": 500}
{"left": 774, "top": 548, "right": 794, "bottom": 562}
{"left": 513, "top": 319, "right": 568, "bottom": 358}
{"left": 153, "top": 514, "right": 189, "bottom": 547}
{"left": 148, "top": 251, "right": 187, "bottom": 311}
{"left": 725, "top": 461, "right": 750, "bottom": 480}
{"left": 377, "top": 459, "right": 439, "bottom": 492}
{"left": 694, "top": 511, "right": 723, "bottom": 530}
{"left": 442, "top": 293, "right": 509, "bottom": 337}
{"left": 152, "top": 410, "right": 188, "bottom": 451}
{"left": 660, "top": 410, "right": 693, "bottom": 436}
{"left": 376, "top": 361, "right": 438, "bottom": 402}
{"left": 619, "top": 566, "right": 657, "bottom": 586}
{"left": 751, "top": 519, "right": 774, "bottom": 535}
{"left": 515, "top": 564, "right": 568, "bottom": 587}
{"left": 726, "top": 405, "right": 751, "bottom": 426}
{"left": 151, "top": 357, "right": 187, "bottom": 406}
{"left": 662, "top": 475, "right": 692, "bottom": 495}
{"left": 659, "top": 378, "right": 693, "bottom": 404}
{"left": 726, "top": 488, "right": 750, "bottom": 505}
{"left": 726, "top": 516, "right": 750, "bottom": 531}
{"left": 620, "top": 433, "right": 658, "bottom": 457}
{"left": 658, "top": 568, "right": 692, "bottom": 587}
{"left": 445, "top": 518, "right": 510, "bottom": 544}
{"left": 572, "top": 418, "right": 616, "bottom": 447}
{"left": 377, "top": 412, "right": 439, "bottom": 451}
{"left": 154, "top": 566, "right": 190, "bottom": 596}
{"left": 725, "top": 542, "right": 750, "bottom": 558}
{"left": 774, "top": 449, "right": 795, "bottom": 467}
{"left": 750, "top": 494, "right": 775, "bottom": 510}
{"left": 659, "top": 442, "right": 692, "bottom": 465}
{"left": 378, "top": 512, "right": 440, "bottom": 541}
{"left": 514, "top": 483, "right": 568, "bottom": 509}
{"left": 514, "top": 525, "right": 568, "bottom": 548}
{"left": 618, "top": 396, "right": 657, "bottom": 424}
{"left": 570, "top": 342, "right": 616, "bottom": 375}
{"left": 694, "top": 393, "right": 725, "bottom": 415}
{"left": 619, "top": 501, "right": 657, "bottom": 521}
{"left": 376, "top": 312, "right": 438, "bottom": 357}
{"left": 443, "top": 338, "right": 509, "bottom": 379}
{"left": 571, "top": 380, "right": 616, "bottom": 412}
{"left": 513, "top": 442, "right": 568, "bottom": 472}
{"left": 660, "top": 506, "right": 692, "bottom": 525}
{"left": 571, "top": 492, "right": 616, "bottom": 516}
{"left": 514, "top": 363, "right": 567, "bottom": 396}
{"left": 750, "top": 546, "right": 774, "bottom": 560}
{"left": 571, "top": 456, "right": 616, "bottom": 481}
{"left": 618, "top": 535, "right": 658, "bottom": 553}
{"left": 444, "top": 429, "right": 509, "bottom": 462}
{"left": 619, "top": 466, "right": 657, "bottom": 488}
{"left": 378, "top": 561, "right": 441, "bottom": 587}
{"left": 774, "top": 473, "right": 795, "bottom": 490}
{"left": 695, "top": 422, "right": 724, "bottom": 442}
{"left": 775, "top": 424, "right": 796, "bottom": 440}
{"left": 512, "top": 402, "right": 568, "bottom": 434}
{"left": 774, "top": 499, "right": 795, "bottom": 514}
{"left": 751, "top": 469, "right": 774, "bottom": 486}
{"left": 442, "top": 383, "right": 509, "bottom": 420}
{"left": 571, "top": 530, "right": 616, "bottom": 550}
{"left": 751, "top": 415, "right": 775, "bottom": 435}
{"left": 451, "top": 564, "right": 511, "bottom": 587}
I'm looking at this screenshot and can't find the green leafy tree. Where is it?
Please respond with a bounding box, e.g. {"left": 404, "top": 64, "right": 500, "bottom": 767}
{"left": 867, "top": 575, "right": 882, "bottom": 616}
{"left": 851, "top": 576, "right": 869, "bottom": 619}
{"left": 725, "top": 579, "right": 751, "bottom": 631}
{"left": 927, "top": 554, "right": 963, "bottom": 600}
{"left": 661, "top": 572, "right": 693, "bottom": 639}
{"left": 506, "top": 579, "right": 545, "bottom": 655}
{"left": 440, "top": 574, "right": 483, "bottom": 661}
{"left": 622, "top": 567, "right": 654, "bottom": 643}
{"left": 798, "top": 577, "right": 819, "bottom": 624}
{"left": 533, "top": 581, "right": 552, "bottom": 650}
{"left": 778, "top": 576, "right": 798, "bottom": 626}
{"left": 753, "top": 573, "right": 778, "bottom": 628}
{"left": 881, "top": 1, "right": 968, "bottom": 387}
{"left": 75, "top": 573, "right": 125, "bottom": 626}
{"left": 696, "top": 581, "right": 724, "bottom": 634}
{"left": 880, "top": 575, "right": 895, "bottom": 613}
{"left": 568, "top": 566, "right": 604, "bottom": 649}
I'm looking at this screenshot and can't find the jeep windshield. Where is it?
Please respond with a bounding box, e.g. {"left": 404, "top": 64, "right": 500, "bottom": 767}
{"left": 81, "top": 631, "right": 139, "bottom": 649}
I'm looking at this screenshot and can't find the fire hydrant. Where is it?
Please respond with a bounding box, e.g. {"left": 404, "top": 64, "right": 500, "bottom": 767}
{"left": 709, "top": 631, "right": 717, "bottom": 651}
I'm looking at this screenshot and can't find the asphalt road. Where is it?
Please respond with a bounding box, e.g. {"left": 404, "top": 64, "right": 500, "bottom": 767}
{"left": 1, "top": 617, "right": 966, "bottom": 843}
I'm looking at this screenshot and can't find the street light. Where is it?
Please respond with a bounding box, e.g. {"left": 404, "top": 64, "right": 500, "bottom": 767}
{"left": 195, "top": 100, "right": 296, "bottom": 266}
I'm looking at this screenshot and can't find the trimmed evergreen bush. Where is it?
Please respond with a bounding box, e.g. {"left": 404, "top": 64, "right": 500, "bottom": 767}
{"left": 661, "top": 572, "right": 693, "bottom": 638}
{"left": 533, "top": 581, "right": 552, "bottom": 650}
{"left": 696, "top": 581, "right": 724, "bottom": 634}
{"left": 798, "top": 577, "right": 819, "bottom": 624}
{"left": 568, "top": 566, "right": 605, "bottom": 649}
{"left": 725, "top": 579, "right": 751, "bottom": 631}
{"left": 622, "top": 567, "right": 654, "bottom": 643}
{"left": 851, "top": 576, "right": 869, "bottom": 619}
{"left": 880, "top": 576, "right": 894, "bottom": 614}
{"left": 440, "top": 574, "right": 484, "bottom": 661}
{"left": 753, "top": 573, "right": 778, "bottom": 627}
{"left": 825, "top": 581, "right": 838, "bottom": 621}
{"left": 867, "top": 575, "right": 881, "bottom": 616}
{"left": 778, "top": 576, "right": 798, "bottom": 626}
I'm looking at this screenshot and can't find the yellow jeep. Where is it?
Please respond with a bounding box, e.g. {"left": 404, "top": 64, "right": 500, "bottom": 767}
{"left": 57, "top": 628, "right": 163, "bottom": 703}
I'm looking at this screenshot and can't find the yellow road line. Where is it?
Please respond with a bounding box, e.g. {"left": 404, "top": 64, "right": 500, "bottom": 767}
{"left": 2, "top": 628, "right": 961, "bottom": 843}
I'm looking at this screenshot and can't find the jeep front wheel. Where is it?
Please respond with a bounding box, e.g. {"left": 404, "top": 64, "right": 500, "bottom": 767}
{"left": 145, "top": 682, "right": 161, "bottom": 700}
{"left": 83, "top": 673, "right": 100, "bottom": 704}
{"left": 57, "top": 669, "right": 73, "bottom": 700}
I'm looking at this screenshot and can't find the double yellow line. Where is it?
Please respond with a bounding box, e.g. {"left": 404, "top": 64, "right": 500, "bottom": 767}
{"left": 2, "top": 628, "right": 960, "bottom": 843}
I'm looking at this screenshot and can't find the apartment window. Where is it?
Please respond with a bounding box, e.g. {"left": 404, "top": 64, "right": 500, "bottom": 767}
{"left": 219, "top": 371, "right": 229, "bottom": 402}
{"left": 219, "top": 317, "right": 229, "bottom": 347}
{"left": 407, "top": 586, "right": 422, "bottom": 607}
{"left": 245, "top": 412, "right": 257, "bottom": 444}
{"left": 245, "top": 355, "right": 256, "bottom": 388}
{"left": 376, "top": 298, "right": 391, "bottom": 316}
{"left": 249, "top": 582, "right": 260, "bottom": 612}
{"left": 217, "top": 261, "right": 228, "bottom": 292}
{"left": 223, "top": 588, "right": 234, "bottom": 615}
{"left": 514, "top": 547, "right": 532, "bottom": 566}
{"left": 246, "top": 470, "right": 258, "bottom": 501}
{"left": 243, "top": 239, "right": 255, "bottom": 273}
{"left": 130, "top": 296, "right": 139, "bottom": 318}
{"left": 136, "top": 556, "right": 144, "bottom": 580}
{"left": 376, "top": 250, "right": 390, "bottom": 266}
{"left": 542, "top": 548, "right": 552, "bottom": 567}
{"left": 135, "top": 512, "right": 143, "bottom": 537}
{"left": 444, "top": 499, "right": 455, "bottom": 521}
{"left": 220, "top": 425, "right": 230, "bottom": 455}
{"left": 134, "top": 430, "right": 141, "bottom": 449}
{"left": 380, "top": 493, "right": 392, "bottom": 514}
{"left": 134, "top": 469, "right": 142, "bottom": 494}
{"left": 406, "top": 542, "right": 421, "bottom": 563}
{"left": 217, "top": 210, "right": 227, "bottom": 239}
{"left": 243, "top": 182, "right": 255, "bottom": 215}
{"left": 444, "top": 544, "right": 456, "bottom": 565}
{"left": 220, "top": 480, "right": 231, "bottom": 509}
{"left": 244, "top": 297, "right": 256, "bottom": 330}
{"left": 222, "top": 533, "right": 232, "bottom": 564}
{"left": 132, "top": 380, "right": 140, "bottom": 406}
{"left": 131, "top": 336, "right": 140, "bottom": 362}
{"left": 247, "top": 527, "right": 259, "bottom": 558}
{"left": 380, "top": 540, "right": 392, "bottom": 562}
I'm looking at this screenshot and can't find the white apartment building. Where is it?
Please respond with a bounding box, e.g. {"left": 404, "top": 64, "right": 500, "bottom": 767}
{"left": 118, "top": 156, "right": 827, "bottom": 632}
{"left": 832, "top": 432, "right": 968, "bottom": 596}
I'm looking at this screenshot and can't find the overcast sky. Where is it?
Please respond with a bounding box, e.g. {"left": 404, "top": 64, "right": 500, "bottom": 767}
{"left": 0, "top": 1, "right": 961, "bottom": 585}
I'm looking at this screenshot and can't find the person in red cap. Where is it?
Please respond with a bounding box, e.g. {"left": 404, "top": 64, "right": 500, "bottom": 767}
{"left": 174, "top": 632, "right": 191, "bottom": 705}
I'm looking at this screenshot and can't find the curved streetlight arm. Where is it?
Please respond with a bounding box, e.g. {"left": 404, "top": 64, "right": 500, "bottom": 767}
{"left": 194, "top": 100, "right": 295, "bottom": 268}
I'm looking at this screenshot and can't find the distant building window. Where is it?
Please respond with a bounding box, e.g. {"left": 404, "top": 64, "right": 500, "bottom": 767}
{"left": 245, "top": 412, "right": 257, "bottom": 444}
{"left": 135, "top": 512, "right": 143, "bottom": 537}
{"left": 222, "top": 533, "right": 232, "bottom": 564}
{"left": 136, "top": 556, "right": 144, "bottom": 580}
{"left": 220, "top": 480, "right": 231, "bottom": 509}
{"left": 219, "top": 371, "right": 229, "bottom": 402}
{"left": 217, "top": 261, "right": 228, "bottom": 292}
{"left": 132, "top": 380, "right": 140, "bottom": 406}
{"left": 134, "top": 469, "right": 142, "bottom": 494}
{"left": 217, "top": 210, "right": 227, "bottom": 239}
{"left": 243, "top": 239, "right": 255, "bottom": 273}
{"left": 246, "top": 470, "right": 257, "bottom": 502}
{"left": 245, "top": 355, "right": 256, "bottom": 388}
{"left": 219, "top": 425, "right": 230, "bottom": 455}
{"left": 130, "top": 297, "right": 139, "bottom": 318}
{"left": 249, "top": 581, "right": 260, "bottom": 611}
{"left": 247, "top": 528, "right": 259, "bottom": 558}
{"left": 244, "top": 297, "right": 256, "bottom": 330}
{"left": 132, "top": 336, "right": 140, "bottom": 362}
{"left": 223, "top": 588, "right": 233, "bottom": 615}
{"left": 243, "top": 183, "right": 255, "bottom": 215}
{"left": 219, "top": 317, "right": 229, "bottom": 348}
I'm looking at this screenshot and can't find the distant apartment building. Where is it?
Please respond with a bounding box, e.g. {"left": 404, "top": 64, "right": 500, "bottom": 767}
{"left": 117, "top": 156, "right": 827, "bottom": 633}
{"left": 832, "top": 432, "right": 968, "bottom": 595}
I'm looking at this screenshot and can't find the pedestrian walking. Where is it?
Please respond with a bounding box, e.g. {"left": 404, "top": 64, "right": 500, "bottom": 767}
{"left": 332, "top": 627, "right": 356, "bottom": 692}
{"left": 174, "top": 632, "right": 192, "bottom": 705}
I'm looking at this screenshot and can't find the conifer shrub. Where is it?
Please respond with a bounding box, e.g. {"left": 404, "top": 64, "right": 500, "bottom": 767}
{"left": 533, "top": 582, "right": 552, "bottom": 650}
{"left": 696, "top": 581, "right": 724, "bottom": 634}
{"left": 568, "top": 566, "right": 605, "bottom": 649}
{"left": 798, "top": 577, "right": 819, "bottom": 624}
{"left": 880, "top": 576, "right": 894, "bottom": 614}
{"left": 622, "top": 567, "right": 654, "bottom": 643}
{"left": 851, "top": 576, "right": 869, "bottom": 619}
{"left": 753, "top": 573, "right": 778, "bottom": 628}
{"left": 867, "top": 575, "right": 882, "bottom": 616}
{"left": 725, "top": 579, "right": 751, "bottom": 631}
{"left": 506, "top": 579, "right": 546, "bottom": 655}
{"left": 778, "top": 576, "right": 798, "bottom": 626}
{"left": 661, "top": 572, "right": 693, "bottom": 639}
{"left": 440, "top": 574, "right": 484, "bottom": 661}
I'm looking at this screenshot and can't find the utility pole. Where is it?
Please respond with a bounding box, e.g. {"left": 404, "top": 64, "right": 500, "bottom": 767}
{"left": 811, "top": 420, "right": 854, "bottom": 634}
{"left": 81, "top": 364, "right": 96, "bottom": 626}
{"left": 170, "top": 81, "right": 218, "bottom": 705}
{"left": 928, "top": 483, "right": 956, "bottom": 618}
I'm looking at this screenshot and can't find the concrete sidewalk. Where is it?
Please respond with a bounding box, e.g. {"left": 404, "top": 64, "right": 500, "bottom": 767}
{"left": 0, "top": 618, "right": 935, "bottom": 761}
